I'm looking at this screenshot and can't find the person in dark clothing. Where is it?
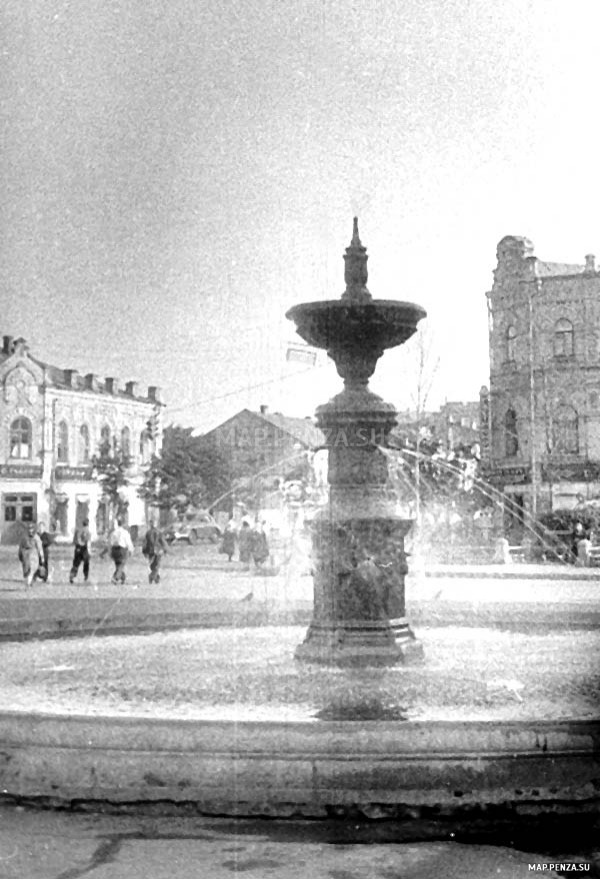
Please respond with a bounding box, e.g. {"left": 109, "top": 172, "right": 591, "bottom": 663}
{"left": 220, "top": 516, "right": 237, "bottom": 562}
{"left": 70, "top": 519, "right": 91, "bottom": 584}
{"left": 36, "top": 522, "right": 54, "bottom": 582}
{"left": 251, "top": 521, "right": 269, "bottom": 569}
{"left": 238, "top": 521, "right": 252, "bottom": 569}
{"left": 142, "top": 522, "right": 168, "bottom": 584}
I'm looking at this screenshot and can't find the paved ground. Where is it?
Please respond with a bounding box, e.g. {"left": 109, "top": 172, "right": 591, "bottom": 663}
{"left": 1, "top": 548, "right": 598, "bottom": 875}
{"left": 0, "top": 542, "right": 598, "bottom": 639}
{"left": 1, "top": 541, "right": 599, "bottom": 601}
{"left": 0, "top": 805, "right": 596, "bottom": 878}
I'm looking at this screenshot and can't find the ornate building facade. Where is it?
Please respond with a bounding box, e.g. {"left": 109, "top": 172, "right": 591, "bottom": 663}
{"left": 481, "top": 236, "right": 600, "bottom": 533}
{"left": 0, "top": 335, "right": 163, "bottom": 543}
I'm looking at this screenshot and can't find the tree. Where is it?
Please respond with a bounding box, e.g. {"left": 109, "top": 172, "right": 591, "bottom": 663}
{"left": 393, "top": 321, "right": 441, "bottom": 526}
{"left": 139, "top": 425, "right": 230, "bottom": 516}
{"left": 92, "top": 441, "right": 131, "bottom": 528}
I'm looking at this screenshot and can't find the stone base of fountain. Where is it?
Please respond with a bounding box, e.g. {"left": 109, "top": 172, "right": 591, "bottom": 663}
{"left": 295, "top": 513, "right": 422, "bottom": 666}
{"left": 295, "top": 619, "right": 423, "bottom": 667}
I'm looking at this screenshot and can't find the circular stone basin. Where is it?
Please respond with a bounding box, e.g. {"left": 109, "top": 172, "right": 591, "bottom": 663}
{"left": 2, "top": 626, "right": 599, "bottom": 722}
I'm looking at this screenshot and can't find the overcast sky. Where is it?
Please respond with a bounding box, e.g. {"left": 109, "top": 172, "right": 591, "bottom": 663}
{"left": 3, "top": 0, "right": 600, "bottom": 431}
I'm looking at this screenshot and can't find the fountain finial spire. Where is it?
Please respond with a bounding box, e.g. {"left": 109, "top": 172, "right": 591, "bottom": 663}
{"left": 342, "top": 216, "right": 371, "bottom": 302}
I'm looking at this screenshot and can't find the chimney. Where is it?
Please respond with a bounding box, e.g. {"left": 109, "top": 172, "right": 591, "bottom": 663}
{"left": 2, "top": 335, "right": 14, "bottom": 355}
{"left": 12, "top": 338, "right": 28, "bottom": 355}
{"left": 125, "top": 380, "right": 138, "bottom": 397}
{"left": 85, "top": 373, "right": 98, "bottom": 391}
{"left": 260, "top": 404, "right": 268, "bottom": 415}
{"left": 148, "top": 385, "right": 163, "bottom": 403}
{"left": 585, "top": 254, "right": 596, "bottom": 273}
{"left": 64, "top": 369, "right": 79, "bottom": 389}
{"left": 105, "top": 377, "right": 119, "bottom": 394}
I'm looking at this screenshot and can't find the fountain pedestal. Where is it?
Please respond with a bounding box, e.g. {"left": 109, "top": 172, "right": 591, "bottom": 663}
{"left": 287, "top": 219, "right": 427, "bottom": 666}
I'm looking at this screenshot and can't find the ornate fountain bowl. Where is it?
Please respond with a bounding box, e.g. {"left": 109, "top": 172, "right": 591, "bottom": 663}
{"left": 286, "top": 299, "right": 426, "bottom": 388}
{"left": 285, "top": 299, "right": 426, "bottom": 355}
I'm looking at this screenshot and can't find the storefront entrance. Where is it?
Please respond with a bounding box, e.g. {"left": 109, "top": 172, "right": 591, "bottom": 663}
{"left": 1, "top": 493, "right": 37, "bottom": 544}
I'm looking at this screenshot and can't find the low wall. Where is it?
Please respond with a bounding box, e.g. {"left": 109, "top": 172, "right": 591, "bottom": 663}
{"left": 1, "top": 711, "right": 598, "bottom": 817}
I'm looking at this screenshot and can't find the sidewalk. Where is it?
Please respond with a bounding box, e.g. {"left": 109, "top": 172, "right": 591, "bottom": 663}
{"left": 424, "top": 562, "right": 600, "bottom": 580}
{"left": 0, "top": 805, "right": 595, "bottom": 878}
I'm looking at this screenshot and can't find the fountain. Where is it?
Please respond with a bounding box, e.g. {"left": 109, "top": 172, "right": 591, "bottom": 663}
{"left": 286, "top": 218, "right": 426, "bottom": 665}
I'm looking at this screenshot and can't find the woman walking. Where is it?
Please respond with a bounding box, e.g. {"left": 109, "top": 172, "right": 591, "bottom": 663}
{"left": 18, "top": 523, "right": 44, "bottom": 589}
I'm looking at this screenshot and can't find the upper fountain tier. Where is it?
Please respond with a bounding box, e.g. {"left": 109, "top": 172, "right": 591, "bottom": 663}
{"left": 286, "top": 219, "right": 427, "bottom": 387}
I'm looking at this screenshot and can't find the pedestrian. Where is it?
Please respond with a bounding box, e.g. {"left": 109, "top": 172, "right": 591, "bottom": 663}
{"left": 238, "top": 520, "right": 252, "bottom": 569}
{"left": 142, "top": 521, "right": 168, "bottom": 584}
{"left": 577, "top": 535, "right": 592, "bottom": 567}
{"left": 70, "top": 518, "right": 91, "bottom": 584}
{"left": 220, "top": 515, "right": 237, "bottom": 562}
{"left": 18, "top": 523, "right": 44, "bottom": 588}
{"left": 36, "top": 521, "right": 54, "bottom": 582}
{"left": 251, "top": 520, "right": 270, "bottom": 569}
{"left": 109, "top": 517, "right": 134, "bottom": 584}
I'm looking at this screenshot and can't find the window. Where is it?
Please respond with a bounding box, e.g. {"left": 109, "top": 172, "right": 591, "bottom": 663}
{"left": 504, "top": 408, "right": 518, "bottom": 457}
{"left": 121, "top": 426, "right": 131, "bottom": 460}
{"left": 57, "top": 420, "right": 69, "bottom": 463}
{"left": 140, "top": 429, "right": 151, "bottom": 463}
{"left": 79, "top": 424, "right": 90, "bottom": 464}
{"left": 3, "top": 493, "right": 35, "bottom": 523}
{"left": 9, "top": 417, "right": 32, "bottom": 459}
{"left": 554, "top": 318, "right": 574, "bottom": 357}
{"left": 552, "top": 406, "right": 579, "bottom": 454}
{"left": 100, "top": 424, "right": 111, "bottom": 452}
{"left": 505, "top": 325, "right": 517, "bottom": 362}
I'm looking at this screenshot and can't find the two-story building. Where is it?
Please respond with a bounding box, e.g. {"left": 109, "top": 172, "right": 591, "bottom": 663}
{"left": 482, "top": 235, "right": 600, "bottom": 533}
{"left": 0, "top": 335, "right": 163, "bottom": 543}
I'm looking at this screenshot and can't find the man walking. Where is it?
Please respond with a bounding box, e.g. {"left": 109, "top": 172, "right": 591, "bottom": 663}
{"left": 142, "top": 521, "right": 168, "bottom": 584}
{"left": 70, "top": 518, "right": 91, "bottom": 584}
{"left": 36, "top": 521, "right": 54, "bottom": 582}
{"left": 109, "top": 517, "right": 134, "bottom": 584}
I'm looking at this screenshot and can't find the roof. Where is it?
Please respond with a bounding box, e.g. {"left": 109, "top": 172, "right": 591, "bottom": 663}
{"left": 200, "top": 408, "right": 326, "bottom": 449}
{"left": 0, "top": 337, "right": 158, "bottom": 404}
{"left": 257, "top": 411, "right": 325, "bottom": 449}
{"left": 536, "top": 260, "right": 585, "bottom": 278}
{"left": 28, "top": 356, "right": 154, "bottom": 403}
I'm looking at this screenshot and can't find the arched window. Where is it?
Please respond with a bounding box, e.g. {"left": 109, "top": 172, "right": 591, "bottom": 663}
{"left": 505, "top": 325, "right": 517, "bottom": 362}
{"left": 139, "top": 429, "right": 151, "bottom": 464}
{"left": 9, "top": 417, "right": 32, "bottom": 459}
{"left": 100, "top": 424, "right": 111, "bottom": 452}
{"left": 78, "top": 424, "right": 90, "bottom": 464}
{"left": 57, "top": 420, "right": 69, "bottom": 463}
{"left": 552, "top": 405, "right": 579, "bottom": 454}
{"left": 554, "top": 318, "right": 574, "bottom": 357}
{"left": 121, "top": 426, "right": 131, "bottom": 460}
{"left": 504, "top": 408, "right": 518, "bottom": 457}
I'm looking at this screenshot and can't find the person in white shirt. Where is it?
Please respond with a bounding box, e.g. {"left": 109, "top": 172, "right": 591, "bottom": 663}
{"left": 109, "top": 517, "right": 134, "bottom": 584}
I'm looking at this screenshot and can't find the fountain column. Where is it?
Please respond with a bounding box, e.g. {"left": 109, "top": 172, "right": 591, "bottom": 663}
{"left": 287, "top": 219, "right": 426, "bottom": 665}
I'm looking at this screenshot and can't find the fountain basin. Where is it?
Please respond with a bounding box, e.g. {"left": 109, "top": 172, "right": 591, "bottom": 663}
{"left": 1, "top": 709, "right": 598, "bottom": 817}
{"left": 1, "top": 626, "right": 599, "bottom": 816}
{"left": 285, "top": 300, "right": 426, "bottom": 353}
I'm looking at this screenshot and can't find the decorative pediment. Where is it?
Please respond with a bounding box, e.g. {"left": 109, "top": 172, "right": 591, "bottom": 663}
{"left": 3, "top": 364, "right": 40, "bottom": 408}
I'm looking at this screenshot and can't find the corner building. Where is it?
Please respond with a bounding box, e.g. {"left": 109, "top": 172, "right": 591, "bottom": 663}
{"left": 482, "top": 236, "right": 600, "bottom": 535}
{"left": 0, "top": 335, "right": 163, "bottom": 543}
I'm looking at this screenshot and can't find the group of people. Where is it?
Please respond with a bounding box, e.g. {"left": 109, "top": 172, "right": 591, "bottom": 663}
{"left": 17, "top": 515, "right": 270, "bottom": 589}
{"left": 220, "top": 518, "right": 270, "bottom": 569}
{"left": 17, "top": 518, "right": 168, "bottom": 588}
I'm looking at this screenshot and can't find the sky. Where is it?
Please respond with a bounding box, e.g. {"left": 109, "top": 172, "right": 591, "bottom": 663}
{"left": 3, "top": 0, "right": 600, "bottom": 432}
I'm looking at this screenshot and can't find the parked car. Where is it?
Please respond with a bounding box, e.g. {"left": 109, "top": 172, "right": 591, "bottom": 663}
{"left": 164, "top": 512, "right": 222, "bottom": 545}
